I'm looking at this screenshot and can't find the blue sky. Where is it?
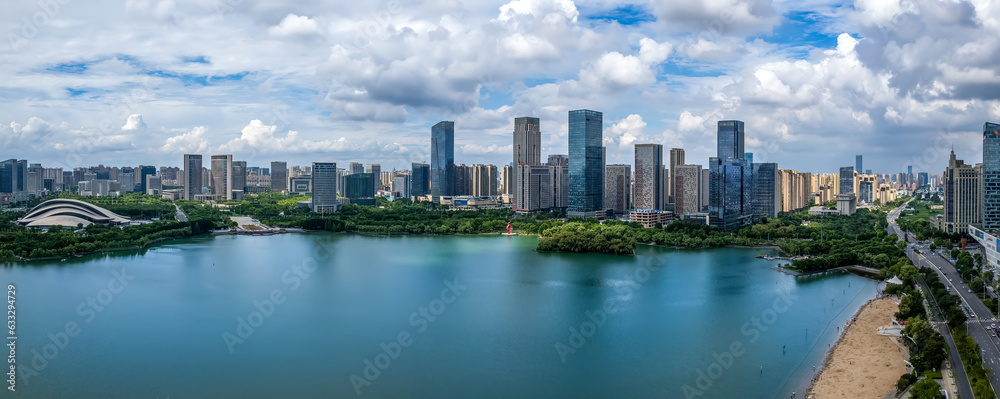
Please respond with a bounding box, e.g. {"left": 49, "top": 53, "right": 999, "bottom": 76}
{"left": 0, "top": 0, "right": 994, "bottom": 175}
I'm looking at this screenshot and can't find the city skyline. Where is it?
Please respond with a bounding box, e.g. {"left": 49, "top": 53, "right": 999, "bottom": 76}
{"left": 1, "top": 1, "right": 994, "bottom": 172}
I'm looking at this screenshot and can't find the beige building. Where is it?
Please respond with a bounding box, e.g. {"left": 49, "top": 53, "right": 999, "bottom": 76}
{"left": 778, "top": 169, "right": 812, "bottom": 213}
{"left": 629, "top": 210, "right": 673, "bottom": 228}
{"left": 940, "top": 150, "right": 982, "bottom": 234}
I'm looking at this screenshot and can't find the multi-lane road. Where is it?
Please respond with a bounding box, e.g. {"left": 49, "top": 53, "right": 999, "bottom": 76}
{"left": 888, "top": 201, "right": 1000, "bottom": 395}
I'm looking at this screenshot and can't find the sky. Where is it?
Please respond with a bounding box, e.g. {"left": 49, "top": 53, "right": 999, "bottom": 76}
{"left": 0, "top": 0, "right": 996, "bottom": 175}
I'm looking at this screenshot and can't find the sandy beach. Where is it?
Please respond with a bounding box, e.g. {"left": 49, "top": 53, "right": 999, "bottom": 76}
{"left": 806, "top": 297, "right": 908, "bottom": 398}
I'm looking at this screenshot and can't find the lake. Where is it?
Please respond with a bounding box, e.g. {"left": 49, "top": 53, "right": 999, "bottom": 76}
{"left": 4, "top": 233, "right": 877, "bottom": 398}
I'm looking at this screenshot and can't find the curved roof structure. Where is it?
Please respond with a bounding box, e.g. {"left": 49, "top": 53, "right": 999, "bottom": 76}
{"left": 17, "top": 198, "right": 130, "bottom": 228}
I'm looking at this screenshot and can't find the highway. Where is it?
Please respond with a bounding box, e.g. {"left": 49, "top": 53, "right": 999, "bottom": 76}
{"left": 888, "top": 201, "right": 999, "bottom": 396}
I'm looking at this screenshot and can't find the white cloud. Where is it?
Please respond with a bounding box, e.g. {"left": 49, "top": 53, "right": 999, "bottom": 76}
{"left": 160, "top": 126, "right": 211, "bottom": 154}
{"left": 268, "top": 14, "right": 322, "bottom": 37}
{"left": 122, "top": 114, "right": 147, "bottom": 131}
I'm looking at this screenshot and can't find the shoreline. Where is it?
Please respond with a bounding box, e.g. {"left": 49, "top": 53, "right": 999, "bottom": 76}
{"left": 805, "top": 296, "right": 907, "bottom": 398}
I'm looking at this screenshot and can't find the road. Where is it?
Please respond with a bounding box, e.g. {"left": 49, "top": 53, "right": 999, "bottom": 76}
{"left": 174, "top": 204, "right": 188, "bottom": 222}
{"left": 888, "top": 201, "right": 997, "bottom": 396}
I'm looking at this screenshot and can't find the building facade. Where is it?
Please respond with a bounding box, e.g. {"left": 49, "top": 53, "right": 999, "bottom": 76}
{"left": 984, "top": 122, "right": 1000, "bottom": 231}
{"left": 411, "top": 162, "right": 430, "bottom": 197}
{"left": 271, "top": 161, "right": 287, "bottom": 192}
{"left": 312, "top": 162, "right": 338, "bottom": 213}
{"left": 431, "top": 121, "right": 455, "bottom": 196}
{"left": 568, "top": 110, "right": 603, "bottom": 217}
{"left": 674, "top": 164, "right": 703, "bottom": 216}
{"left": 751, "top": 163, "right": 778, "bottom": 219}
{"left": 512, "top": 117, "right": 541, "bottom": 207}
{"left": 604, "top": 164, "right": 631, "bottom": 215}
{"left": 941, "top": 150, "right": 982, "bottom": 234}
{"left": 634, "top": 144, "right": 663, "bottom": 210}
{"left": 183, "top": 154, "right": 203, "bottom": 200}
{"left": 211, "top": 155, "right": 233, "bottom": 200}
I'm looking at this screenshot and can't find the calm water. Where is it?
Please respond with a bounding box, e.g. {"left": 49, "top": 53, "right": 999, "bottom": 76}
{"left": 5, "top": 233, "right": 877, "bottom": 398}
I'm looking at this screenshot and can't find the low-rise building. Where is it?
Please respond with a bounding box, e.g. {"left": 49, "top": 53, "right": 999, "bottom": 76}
{"left": 628, "top": 209, "right": 673, "bottom": 228}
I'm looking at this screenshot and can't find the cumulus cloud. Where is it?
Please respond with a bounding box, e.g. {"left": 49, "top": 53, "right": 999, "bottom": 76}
{"left": 580, "top": 38, "right": 672, "bottom": 91}
{"left": 650, "top": 0, "right": 780, "bottom": 35}
{"left": 122, "top": 114, "right": 147, "bottom": 131}
{"left": 268, "top": 14, "right": 323, "bottom": 37}
{"left": 160, "top": 126, "right": 211, "bottom": 154}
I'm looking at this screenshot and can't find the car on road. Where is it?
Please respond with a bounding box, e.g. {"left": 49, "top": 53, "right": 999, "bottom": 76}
{"left": 993, "top": 330, "right": 997, "bottom": 337}
{"left": 971, "top": 313, "right": 976, "bottom": 318}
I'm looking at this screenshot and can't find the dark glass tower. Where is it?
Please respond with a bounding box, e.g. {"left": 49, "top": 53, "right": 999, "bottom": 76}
{"left": 855, "top": 155, "right": 863, "bottom": 174}
{"left": 717, "top": 120, "right": 745, "bottom": 161}
{"left": 839, "top": 166, "right": 854, "bottom": 194}
{"left": 411, "top": 162, "right": 430, "bottom": 197}
{"left": 984, "top": 122, "right": 1000, "bottom": 230}
{"left": 568, "top": 110, "right": 603, "bottom": 215}
{"left": 431, "top": 121, "right": 455, "bottom": 196}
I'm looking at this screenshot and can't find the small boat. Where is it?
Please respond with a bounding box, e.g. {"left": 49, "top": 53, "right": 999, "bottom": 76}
{"left": 755, "top": 254, "right": 767, "bottom": 259}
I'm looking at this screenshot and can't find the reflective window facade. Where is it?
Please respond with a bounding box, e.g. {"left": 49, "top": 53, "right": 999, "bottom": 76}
{"left": 431, "top": 121, "right": 455, "bottom": 196}
{"left": 839, "top": 166, "right": 854, "bottom": 194}
{"left": 716, "top": 120, "right": 745, "bottom": 161}
{"left": 984, "top": 122, "right": 1000, "bottom": 230}
{"left": 312, "top": 162, "right": 338, "bottom": 213}
{"left": 568, "top": 110, "right": 603, "bottom": 213}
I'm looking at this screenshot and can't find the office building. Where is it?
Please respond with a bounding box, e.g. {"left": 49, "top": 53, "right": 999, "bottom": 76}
{"left": 311, "top": 162, "right": 338, "bottom": 213}
{"left": 516, "top": 164, "right": 552, "bottom": 211}
{"left": 548, "top": 156, "right": 569, "bottom": 209}
{"left": 138, "top": 165, "right": 156, "bottom": 194}
{"left": 270, "top": 161, "right": 287, "bottom": 192}
{"left": 604, "top": 164, "right": 631, "bottom": 215}
{"left": 701, "top": 169, "right": 710, "bottom": 212}
{"left": 512, "top": 117, "right": 541, "bottom": 207}
{"left": 634, "top": 144, "right": 663, "bottom": 210}
{"left": 431, "top": 121, "right": 455, "bottom": 196}
{"left": 289, "top": 176, "right": 312, "bottom": 194}
{"left": 344, "top": 173, "right": 376, "bottom": 206}
{"left": 668, "top": 148, "right": 685, "bottom": 203}
{"left": 717, "top": 120, "right": 745, "bottom": 160}
{"left": 349, "top": 162, "right": 364, "bottom": 175}
{"left": 454, "top": 164, "right": 471, "bottom": 195}
{"left": 674, "top": 164, "right": 703, "bottom": 216}
{"left": 568, "top": 110, "right": 604, "bottom": 218}
{"left": 146, "top": 175, "right": 162, "bottom": 196}
{"left": 709, "top": 120, "right": 752, "bottom": 230}
{"left": 411, "top": 162, "right": 430, "bottom": 197}
{"left": 392, "top": 173, "right": 411, "bottom": 198}
{"left": 231, "top": 161, "right": 247, "bottom": 194}
{"left": 210, "top": 155, "right": 233, "bottom": 200}
{"left": 839, "top": 166, "right": 855, "bottom": 194}
{"left": 183, "top": 154, "right": 203, "bottom": 200}
{"left": 629, "top": 210, "right": 673, "bottom": 228}
{"left": 855, "top": 155, "right": 863, "bottom": 175}
{"left": 750, "top": 163, "right": 778, "bottom": 219}
{"left": 941, "top": 150, "right": 982, "bottom": 234}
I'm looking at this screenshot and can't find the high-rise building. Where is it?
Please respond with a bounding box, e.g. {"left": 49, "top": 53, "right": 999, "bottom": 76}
{"left": 139, "top": 165, "right": 156, "bottom": 194}
{"left": 365, "top": 164, "right": 382, "bottom": 195}
{"left": 312, "top": 162, "right": 338, "bottom": 213}
{"left": 717, "top": 120, "right": 745, "bottom": 161}
{"left": 855, "top": 155, "right": 863, "bottom": 175}
{"left": 146, "top": 175, "right": 162, "bottom": 196}
{"left": 454, "top": 164, "right": 471, "bottom": 195}
{"left": 431, "top": 121, "right": 455, "bottom": 197}
{"left": 604, "top": 164, "right": 631, "bottom": 215}
{"left": 271, "top": 161, "right": 287, "bottom": 192}
{"left": 668, "top": 148, "right": 685, "bottom": 203}
{"left": 634, "top": 144, "right": 663, "bottom": 210}
{"left": 211, "top": 155, "right": 233, "bottom": 200}
{"left": 568, "top": 110, "right": 603, "bottom": 218}
{"left": 392, "top": 173, "right": 411, "bottom": 198}
{"left": 839, "top": 166, "right": 855, "bottom": 194}
{"left": 744, "top": 153, "right": 753, "bottom": 164}
{"left": 471, "top": 164, "right": 498, "bottom": 197}
{"left": 500, "top": 164, "right": 514, "bottom": 195}
{"left": 778, "top": 170, "right": 812, "bottom": 212}
{"left": 349, "top": 162, "right": 364, "bottom": 175}
{"left": 345, "top": 173, "right": 376, "bottom": 206}
{"left": 512, "top": 117, "right": 541, "bottom": 207}
{"left": 411, "top": 162, "right": 430, "bottom": 197}
{"left": 753, "top": 163, "right": 776, "bottom": 218}
{"left": 700, "top": 169, "right": 710, "bottom": 212}
{"left": 516, "top": 164, "right": 552, "bottom": 211}
{"left": 674, "top": 164, "right": 703, "bottom": 216}
{"left": 548, "top": 155, "right": 569, "bottom": 208}
{"left": 231, "top": 161, "right": 247, "bottom": 194}
{"left": 983, "top": 122, "right": 1000, "bottom": 230}
{"left": 183, "top": 154, "right": 203, "bottom": 200}
{"left": 709, "top": 120, "right": 752, "bottom": 230}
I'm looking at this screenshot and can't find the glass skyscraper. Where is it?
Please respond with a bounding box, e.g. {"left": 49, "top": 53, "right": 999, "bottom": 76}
{"left": 751, "top": 163, "right": 778, "bottom": 219}
{"left": 717, "top": 120, "right": 745, "bottom": 160}
{"left": 855, "top": 155, "right": 863, "bottom": 174}
{"left": 568, "top": 109, "right": 603, "bottom": 216}
{"left": 983, "top": 122, "right": 1000, "bottom": 230}
{"left": 431, "top": 121, "right": 455, "bottom": 197}
{"left": 411, "top": 162, "right": 430, "bottom": 197}
{"left": 839, "top": 166, "right": 854, "bottom": 194}
{"left": 709, "top": 120, "right": 752, "bottom": 230}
